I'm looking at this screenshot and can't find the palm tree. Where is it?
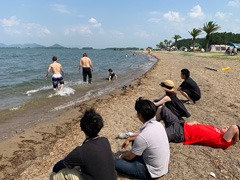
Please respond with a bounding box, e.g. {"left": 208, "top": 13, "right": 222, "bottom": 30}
{"left": 200, "top": 21, "right": 221, "bottom": 52}
{"left": 168, "top": 40, "right": 172, "bottom": 47}
{"left": 159, "top": 42, "right": 164, "bottom": 49}
{"left": 189, "top": 28, "right": 202, "bottom": 52}
{"left": 173, "top": 35, "right": 181, "bottom": 49}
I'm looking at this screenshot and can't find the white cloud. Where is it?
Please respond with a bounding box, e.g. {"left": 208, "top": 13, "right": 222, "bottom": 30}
{"left": 227, "top": 0, "right": 239, "bottom": 6}
{"left": 148, "top": 18, "right": 161, "bottom": 24}
{"left": 3, "top": 28, "right": 21, "bottom": 34}
{"left": 133, "top": 31, "right": 150, "bottom": 38}
{"left": 51, "top": 4, "right": 71, "bottom": 14}
{"left": 24, "top": 23, "right": 51, "bottom": 36}
{"left": 0, "top": 16, "right": 20, "bottom": 27}
{"left": 88, "top": 18, "right": 97, "bottom": 24}
{"left": 215, "top": 12, "right": 233, "bottom": 20}
{"left": 163, "top": 11, "right": 184, "bottom": 22}
{"left": 188, "top": 5, "right": 204, "bottom": 19}
{"left": 64, "top": 25, "right": 92, "bottom": 35}
{"left": 92, "top": 23, "right": 102, "bottom": 28}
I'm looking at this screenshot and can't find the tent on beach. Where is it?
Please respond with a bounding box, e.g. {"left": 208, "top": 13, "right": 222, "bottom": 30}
{"left": 209, "top": 45, "right": 229, "bottom": 52}
{"left": 229, "top": 42, "right": 240, "bottom": 49}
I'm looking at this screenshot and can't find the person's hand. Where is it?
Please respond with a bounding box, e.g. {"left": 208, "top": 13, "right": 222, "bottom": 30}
{"left": 45, "top": 77, "right": 47, "bottom": 80}
{"left": 92, "top": 68, "right": 94, "bottom": 72}
{"left": 121, "top": 139, "right": 130, "bottom": 150}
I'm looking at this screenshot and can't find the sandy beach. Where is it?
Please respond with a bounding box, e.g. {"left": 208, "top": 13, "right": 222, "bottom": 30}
{"left": 1, "top": 51, "right": 240, "bottom": 180}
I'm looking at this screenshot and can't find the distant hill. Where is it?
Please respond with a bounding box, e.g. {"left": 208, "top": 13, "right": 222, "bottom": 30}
{"left": 48, "top": 44, "right": 65, "bottom": 48}
{"left": 0, "top": 43, "right": 66, "bottom": 48}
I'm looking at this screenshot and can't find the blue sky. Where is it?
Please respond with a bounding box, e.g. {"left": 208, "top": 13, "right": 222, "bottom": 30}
{"left": 0, "top": 0, "right": 240, "bottom": 49}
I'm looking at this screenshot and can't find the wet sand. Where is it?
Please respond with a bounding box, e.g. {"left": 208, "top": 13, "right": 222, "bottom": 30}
{"left": 0, "top": 51, "right": 240, "bottom": 179}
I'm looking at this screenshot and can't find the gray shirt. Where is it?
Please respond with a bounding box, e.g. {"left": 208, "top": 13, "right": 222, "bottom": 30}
{"left": 131, "top": 117, "right": 170, "bottom": 178}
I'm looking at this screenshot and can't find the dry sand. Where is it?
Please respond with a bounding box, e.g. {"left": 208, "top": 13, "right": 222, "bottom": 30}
{"left": 0, "top": 51, "right": 240, "bottom": 180}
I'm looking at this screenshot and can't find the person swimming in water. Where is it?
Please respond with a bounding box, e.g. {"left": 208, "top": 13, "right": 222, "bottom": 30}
{"left": 108, "top": 69, "right": 117, "bottom": 81}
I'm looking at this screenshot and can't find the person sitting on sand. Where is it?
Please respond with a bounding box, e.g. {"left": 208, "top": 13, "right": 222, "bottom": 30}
{"left": 177, "top": 68, "right": 201, "bottom": 105}
{"left": 115, "top": 97, "right": 170, "bottom": 179}
{"left": 51, "top": 108, "right": 117, "bottom": 180}
{"left": 154, "top": 80, "right": 190, "bottom": 119}
{"left": 155, "top": 105, "right": 239, "bottom": 149}
{"left": 45, "top": 56, "right": 64, "bottom": 91}
{"left": 108, "top": 69, "right": 117, "bottom": 81}
{"left": 119, "top": 105, "right": 239, "bottom": 149}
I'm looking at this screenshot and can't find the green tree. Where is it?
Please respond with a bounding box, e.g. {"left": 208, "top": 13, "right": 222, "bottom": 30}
{"left": 189, "top": 28, "right": 202, "bottom": 52}
{"left": 173, "top": 35, "right": 182, "bottom": 49}
{"left": 168, "top": 40, "right": 172, "bottom": 47}
{"left": 200, "top": 21, "right": 221, "bottom": 51}
{"left": 164, "top": 39, "right": 168, "bottom": 48}
{"left": 159, "top": 42, "right": 164, "bottom": 49}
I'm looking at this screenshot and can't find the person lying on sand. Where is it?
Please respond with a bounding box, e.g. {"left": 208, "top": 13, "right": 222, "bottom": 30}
{"left": 119, "top": 105, "right": 239, "bottom": 149}
{"left": 177, "top": 68, "right": 201, "bottom": 105}
{"left": 154, "top": 80, "right": 190, "bottom": 119}
{"left": 115, "top": 97, "right": 170, "bottom": 179}
{"left": 51, "top": 108, "right": 117, "bottom": 180}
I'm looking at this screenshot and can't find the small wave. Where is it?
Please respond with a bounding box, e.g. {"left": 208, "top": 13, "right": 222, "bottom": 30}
{"left": 48, "top": 87, "right": 75, "bottom": 98}
{"left": 10, "top": 105, "right": 21, "bottom": 111}
{"left": 52, "top": 86, "right": 115, "bottom": 111}
{"left": 26, "top": 86, "right": 52, "bottom": 96}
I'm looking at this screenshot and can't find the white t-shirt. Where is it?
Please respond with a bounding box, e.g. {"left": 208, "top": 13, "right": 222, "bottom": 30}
{"left": 131, "top": 117, "right": 170, "bottom": 178}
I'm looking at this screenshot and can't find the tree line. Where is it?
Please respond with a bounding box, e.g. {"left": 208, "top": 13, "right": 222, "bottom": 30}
{"left": 156, "top": 21, "right": 240, "bottom": 52}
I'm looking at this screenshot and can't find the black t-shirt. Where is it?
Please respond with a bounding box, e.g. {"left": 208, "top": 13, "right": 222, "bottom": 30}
{"left": 109, "top": 73, "right": 115, "bottom": 80}
{"left": 64, "top": 137, "right": 117, "bottom": 180}
{"left": 180, "top": 77, "right": 201, "bottom": 101}
{"left": 165, "top": 96, "right": 191, "bottom": 118}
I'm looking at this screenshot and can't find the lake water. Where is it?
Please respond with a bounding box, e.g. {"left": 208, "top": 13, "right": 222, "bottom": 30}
{"left": 0, "top": 48, "right": 156, "bottom": 140}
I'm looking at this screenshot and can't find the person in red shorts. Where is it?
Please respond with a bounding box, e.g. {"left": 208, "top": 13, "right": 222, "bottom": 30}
{"left": 156, "top": 105, "right": 239, "bottom": 149}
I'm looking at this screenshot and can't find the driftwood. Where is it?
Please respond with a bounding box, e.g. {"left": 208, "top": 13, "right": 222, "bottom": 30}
{"left": 205, "top": 67, "right": 217, "bottom": 71}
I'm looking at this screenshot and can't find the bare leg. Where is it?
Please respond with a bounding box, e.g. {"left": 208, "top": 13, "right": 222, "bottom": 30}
{"left": 179, "top": 90, "right": 194, "bottom": 104}
{"left": 60, "top": 84, "right": 64, "bottom": 90}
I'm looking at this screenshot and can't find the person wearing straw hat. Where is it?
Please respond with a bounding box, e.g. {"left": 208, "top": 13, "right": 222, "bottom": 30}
{"left": 177, "top": 68, "right": 201, "bottom": 105}
{"left": 154, "top": 80, "right": 190, "bottom": 119}
{"left": 155, "top": 105, "right": 239, "bottom": 149}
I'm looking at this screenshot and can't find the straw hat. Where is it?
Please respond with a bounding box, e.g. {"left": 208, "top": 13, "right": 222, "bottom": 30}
{"left": 160, "top": 80, "right": 175, "bottom": 92}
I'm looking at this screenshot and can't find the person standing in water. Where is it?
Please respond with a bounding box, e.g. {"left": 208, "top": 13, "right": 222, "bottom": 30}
{"left": 45, "top": 56, "right": 64, "bottom": 91}
{"left": 79, "top": 53, "right": 94, "bottom": 84}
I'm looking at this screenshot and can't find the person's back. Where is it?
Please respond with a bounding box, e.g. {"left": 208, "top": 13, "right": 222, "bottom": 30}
{"left": 165, "top": 96, "right": 191, "bottom": 118}
{"left": 52, "top": 108, "right": 117, "bottom": 180}
{"left": 51, "top": 62, "right": 62, "bottom": 74}
{"left": 64, "top": 137, "right": 117, "bottom": 179}
{"left": 80, "top": 57, "right": 91, "bottom": 68}
{"left": 133, "top": 118, "right": 170, "bottom": 177}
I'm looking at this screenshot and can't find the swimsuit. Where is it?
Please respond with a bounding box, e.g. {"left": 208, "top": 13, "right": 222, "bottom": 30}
{"left": 52, "top": 74, "right": 64, "bottom": 88}
{"left": 82, "top": 67, "right": 92, "bottom": 84}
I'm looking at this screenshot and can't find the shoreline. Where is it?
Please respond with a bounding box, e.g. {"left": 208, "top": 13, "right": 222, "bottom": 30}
{"left": 1, "top": 51, "right": 240, "bottom": 179}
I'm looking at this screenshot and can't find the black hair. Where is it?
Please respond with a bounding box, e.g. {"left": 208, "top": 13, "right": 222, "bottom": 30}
{"left": 108, "top": 69, "right": 112, "bottom": 72}
{"left": 166, "top": 91, "right": 177, "bottom": 98}
{"left": 181, "top": 68, "right": 190, "bottom": 78}
{"left": 135, "top": 97, "right": 156, "bottom": 121}
{"left": 80, "top": 108, "right": 103, "bottom": 137}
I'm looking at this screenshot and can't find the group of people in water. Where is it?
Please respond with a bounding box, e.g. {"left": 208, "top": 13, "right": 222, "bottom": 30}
{"left": 49, "top": 64, "right": 240, "bottom": 179}
{"left": 46, "top": 53, "right": 118, "bottom": 91}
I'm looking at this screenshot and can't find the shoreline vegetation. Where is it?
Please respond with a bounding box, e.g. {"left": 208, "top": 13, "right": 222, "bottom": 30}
{"left": 1, "top": 51, "right": 240, "bottom": 179}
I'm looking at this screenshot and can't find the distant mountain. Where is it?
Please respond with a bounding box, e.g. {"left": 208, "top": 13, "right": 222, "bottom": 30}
{"left": 48, "top": 44, "right": 65, "bottom": 48}
{"left": 0, "top": 43, "right": 45, "bottom": 48}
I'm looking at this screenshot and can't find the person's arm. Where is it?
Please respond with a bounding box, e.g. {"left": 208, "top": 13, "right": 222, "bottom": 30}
{"left": 108, "top": 74, "right": 111, "bottom": 81}
{"left": 115, "top": 74, "right": 117, "bottom": 80}
{"left": 117, "top": 151, "right": 136, "bottom": 161}
{"left": 89, "top": 60, "right": 94, "bottom": 72}
{"left": 60, "top": 65, "right": 64, "bottom": 76}
{"left": 79, "top": 59, "right": 82, "bottom": 73}
{"left": 223, "top": 125, "right": 239, "bottom": 143}
{"left": 121, "top": 136, "right": 136, "bottom": 150}
{"left": 52, "top": 159, "right": 66, "bottom": 173}
{"left": 45, "top": 65, "right": 51, "bottom": 80}
{"left": 154, "top": 95, "right": 171, "bottom": 106}
{"left": 177, "top": 86, "right": 182, "bottom": 91}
